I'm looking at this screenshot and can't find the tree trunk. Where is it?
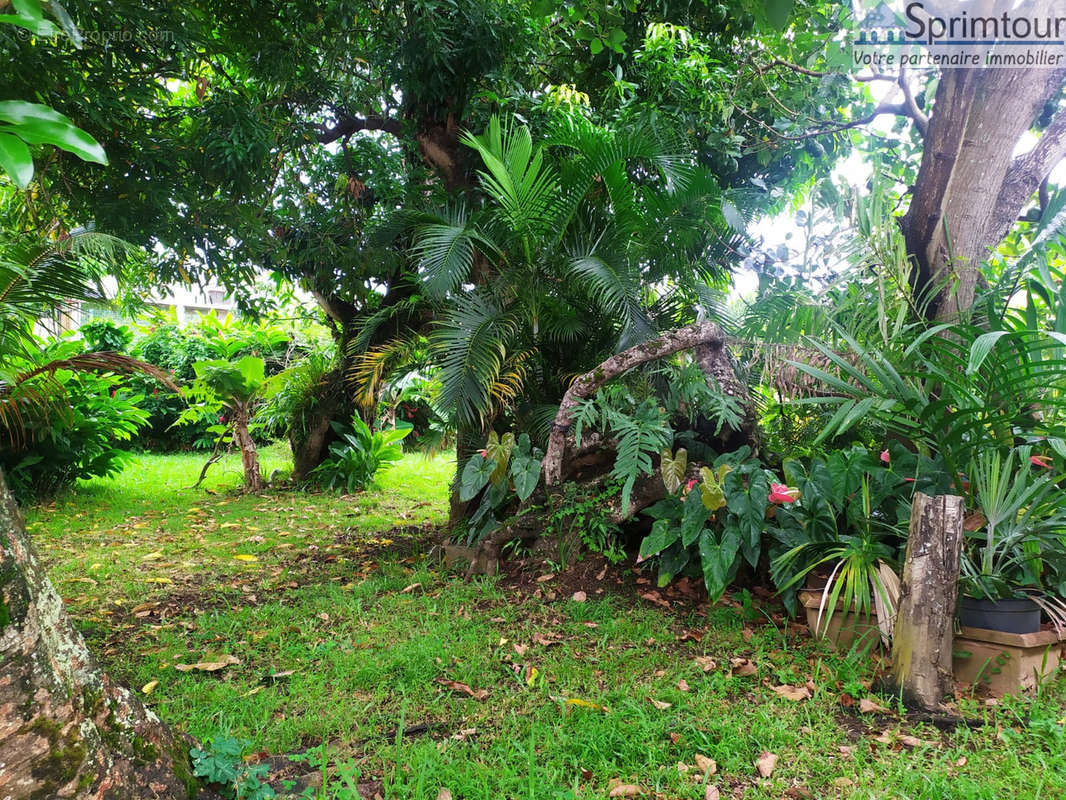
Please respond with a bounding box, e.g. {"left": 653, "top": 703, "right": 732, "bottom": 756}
{"left": 891, "top": 491, "right": 965, "bottom": 710}
{"left": 542, "top": 321, "right": 729, "bottom": 487}
{"left": 232, "top": 409, "right": 263, "bottom": 492}
{"left": 904, "top": 66, "right": 1066, "bottom": 320}
{"left": 0, "top": 476, "right": 208, "bottom": 800}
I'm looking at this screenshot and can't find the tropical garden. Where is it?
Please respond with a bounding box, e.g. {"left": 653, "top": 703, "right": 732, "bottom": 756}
{"left": 3, "top": 0, "right": 1066, "bottom": 797}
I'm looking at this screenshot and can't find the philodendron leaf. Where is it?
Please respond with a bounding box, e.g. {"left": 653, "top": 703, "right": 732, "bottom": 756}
{"left": 657, "top": 542, "right": 690, "bottom": 588}
{"left": 639, "top": 518, "right": 679, "bottom": 561}
{"left": 460, "top": 454, "right": 495, "bottom": 501}
{"left": 660, "top": 447, "right": 687, "bottom": 494}
{"left": 699, "top": 466, "right": 728, "bottom": 511}
{"left": 485, "top": 431, "right": 515, "bottom": 485}
{"left": 510, "top": 454, "right": 540, "bottom": 501}
{"left": 699, "top": 528, "right": 740, "bottom": 601}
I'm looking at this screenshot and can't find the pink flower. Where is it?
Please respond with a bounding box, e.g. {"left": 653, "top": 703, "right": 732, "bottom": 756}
{"left": 768, "top": 483, "right": 800, "bottom": 504}
{"left": 880, "top": 450, "right": 890, "bottom": 464}
{"left": 1030, "top": 454, "right": 1053, "bottom": 469}
{"left": 477, "top": 449, "right": 488, "bottom": 458}
{"left": 684, "top": 478, "right": 698, "bottom": 494}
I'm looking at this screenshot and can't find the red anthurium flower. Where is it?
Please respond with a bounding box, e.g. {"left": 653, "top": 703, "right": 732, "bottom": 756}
{"left": 768, "top": 483, "right": 800, "bottom": 504}
{"left": 1030, "top": 454, "right": 1053, "bottom": 469}
{"left": 880, "top": 450, "right": 890, "bottom": 464}
{"left": 684, "top": 478, "right": 699, "bottom": 494}
{"left": 477, "top": 449, "right": 488, "bottom": 458}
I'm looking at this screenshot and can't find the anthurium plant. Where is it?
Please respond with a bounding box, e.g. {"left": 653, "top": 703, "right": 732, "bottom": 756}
{"left": 767, "top": 444, "right": 915, "bottom": 635}
{"left": 638, "top": 446, "right": 776, "bottom": 600}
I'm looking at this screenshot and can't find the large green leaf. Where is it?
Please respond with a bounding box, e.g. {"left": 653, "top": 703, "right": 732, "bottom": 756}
{"left": 639, "top": 518, "right": 679, "bottom": 560}
{"left": 657, "top": 542, "right": 690, "bottom": 588}
{"left": 459, "top": 453, "right": 495, "bottom": 502}
{"left": 699, "top": 528, "right": 740, "bottom": 601}
{"left": 680, "top": 487, "right": 707, "bottom": 547}
{"left": 510, "top": 454, "right": 540, "bottom": 501}
{"left": 0, "top": 133, "right": 33, "bottom": 188}
{"left": 0, "top": 101, "right": 106, "bottom": 164}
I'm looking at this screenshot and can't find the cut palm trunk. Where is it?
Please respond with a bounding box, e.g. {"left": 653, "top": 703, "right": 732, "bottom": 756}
{"left": 891, "top": 492, "right": 965, "bottom": 710}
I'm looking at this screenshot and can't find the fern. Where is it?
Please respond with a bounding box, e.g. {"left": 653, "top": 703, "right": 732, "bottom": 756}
{"left": 573, "top": 387, "right": 672, "bottom": 511}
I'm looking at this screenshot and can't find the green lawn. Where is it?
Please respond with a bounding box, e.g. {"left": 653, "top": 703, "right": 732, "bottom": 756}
{"left": 26, "top": 446, "right": 1066, "bottom": 799}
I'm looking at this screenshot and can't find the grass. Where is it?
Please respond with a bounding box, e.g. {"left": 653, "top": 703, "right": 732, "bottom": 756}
{"left": 26, "top": 445, "right": 1066, "bottom": 799}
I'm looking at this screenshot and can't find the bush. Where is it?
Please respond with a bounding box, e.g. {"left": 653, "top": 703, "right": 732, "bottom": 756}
{"left": 79, "top": 319, "right": 133, "bottom": 352}
{"left": 309, "top": 416, "right": 412, "bottom": 492}
{"left": 0, "top": 341, "right": 150, "bottom": 499}
{"left": 125, "top": 315, "right": 309, "bottom": 450}
{"left": 379, "top": 369, "right": 453, "bottom": 453}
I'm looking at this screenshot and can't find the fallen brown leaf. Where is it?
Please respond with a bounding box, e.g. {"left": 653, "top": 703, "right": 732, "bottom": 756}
{"left": 572, "top": 591, "right": 587, "bottom": 602}
{"left": 694, "top": 754, "right": 717, "bottom": 776}
{"left": 729, "top": 657, "right": 757, "bottom": 677}
{"left": 436, "top": 790, "right": 452, "bottom": 800}
{"left": 771, "top": 684, "right": 811, "bottom": 702}
{"left": 858, "top": 698, "right": 891, "bottom": 714}
{"left": 677, "top": 679, "right": 691, "bottom": 692}
{"left": 649, "top": 698, "right": 672, "bottom": 710}
{"left": 755, "top": 751, "right": 778, "bottom": 778}
{"left": 640, "top": 591, "right": 671, "bottom": 609}
{"left": 435, "top": 678, "right": 489, "bottom": 700}
{"left": 513, "top": 643, "right": 528, "bottom": 656}
{"left": 174, "top": 654, "right": 239, "bottom": 673}
{"left": 704, "top": 787, "right": 720, "bottom": 800}
{"left": 400, "top": 582, "right": 422, "bottom": 593}
{"left": 694, "top": 655, "right": 717, "bottom": 672}
{"left": 608, "top": 785, "right": 641, "bottom": 797}
{"left": 533, "top": 633, "right": 560, "bottom": 647}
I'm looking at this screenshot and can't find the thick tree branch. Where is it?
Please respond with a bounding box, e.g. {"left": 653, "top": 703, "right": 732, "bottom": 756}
{"left": 995, "top": 105, "right": 1066, "bottom": 230}
{"left": 542, "top": 321, "right": 726, "bottom": 487}
{"left": 897, "top": 69, "right": 928, "bottom": 138}
{"left": 316, "top": 113, "right": 402, "bottom": 144}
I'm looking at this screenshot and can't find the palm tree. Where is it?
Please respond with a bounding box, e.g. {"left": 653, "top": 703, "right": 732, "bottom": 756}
{"left": 406, "top": 114, "right": 738, "bottom": 440}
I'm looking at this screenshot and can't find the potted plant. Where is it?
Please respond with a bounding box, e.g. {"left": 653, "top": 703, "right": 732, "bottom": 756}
{"left": 769, "top": 447, "right": 908, "bottom": 649}
{"left": 958, "top": 447, "right": 1066, "bottom": 634}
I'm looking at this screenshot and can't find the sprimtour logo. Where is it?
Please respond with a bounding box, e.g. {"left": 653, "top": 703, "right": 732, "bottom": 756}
{"left": 851, "top": 0, "right": 1066, "bottom": 69}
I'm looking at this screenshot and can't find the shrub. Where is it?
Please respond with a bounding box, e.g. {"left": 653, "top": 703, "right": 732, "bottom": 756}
{"left": 78, "top": 319, "right": 133, "bottom": 352}
{"left": 309, "top": 416, "right": 412, "bottom": 493}
{"left": 0, "top": 340, "right": 150, "bottom": 499}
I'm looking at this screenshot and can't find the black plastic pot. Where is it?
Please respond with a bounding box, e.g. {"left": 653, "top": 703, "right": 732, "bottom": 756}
{"left": 958, "top": 596, "right": 1041, "bottom": 634}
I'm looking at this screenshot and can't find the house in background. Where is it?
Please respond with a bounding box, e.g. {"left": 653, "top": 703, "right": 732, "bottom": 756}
{"left": 39, "top": 280, "right": 238, "bottom": 338}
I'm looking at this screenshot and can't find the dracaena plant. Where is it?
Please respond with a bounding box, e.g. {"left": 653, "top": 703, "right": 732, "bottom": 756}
{"left": 958, "top": 446, "right": 1066, "bottom": 605}
{"left": 309, "top": 416, "right": 412, "bottom": 494}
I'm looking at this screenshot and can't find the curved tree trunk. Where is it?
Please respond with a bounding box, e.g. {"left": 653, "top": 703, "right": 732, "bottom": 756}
{"left": 542, "top": 321, "right": 732, "bottom": 487}
{"left": 0, "top": 477, "right": 208, "bottom": 800}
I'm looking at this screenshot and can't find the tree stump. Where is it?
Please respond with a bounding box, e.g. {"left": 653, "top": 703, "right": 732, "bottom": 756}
{"left": 891, "top": 491, "right": 965, "bottom": 710}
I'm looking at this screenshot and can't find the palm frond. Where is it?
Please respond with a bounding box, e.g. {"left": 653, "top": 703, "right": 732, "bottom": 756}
{"left": 431, "top": 293, "right": 518, "bottom": 427}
